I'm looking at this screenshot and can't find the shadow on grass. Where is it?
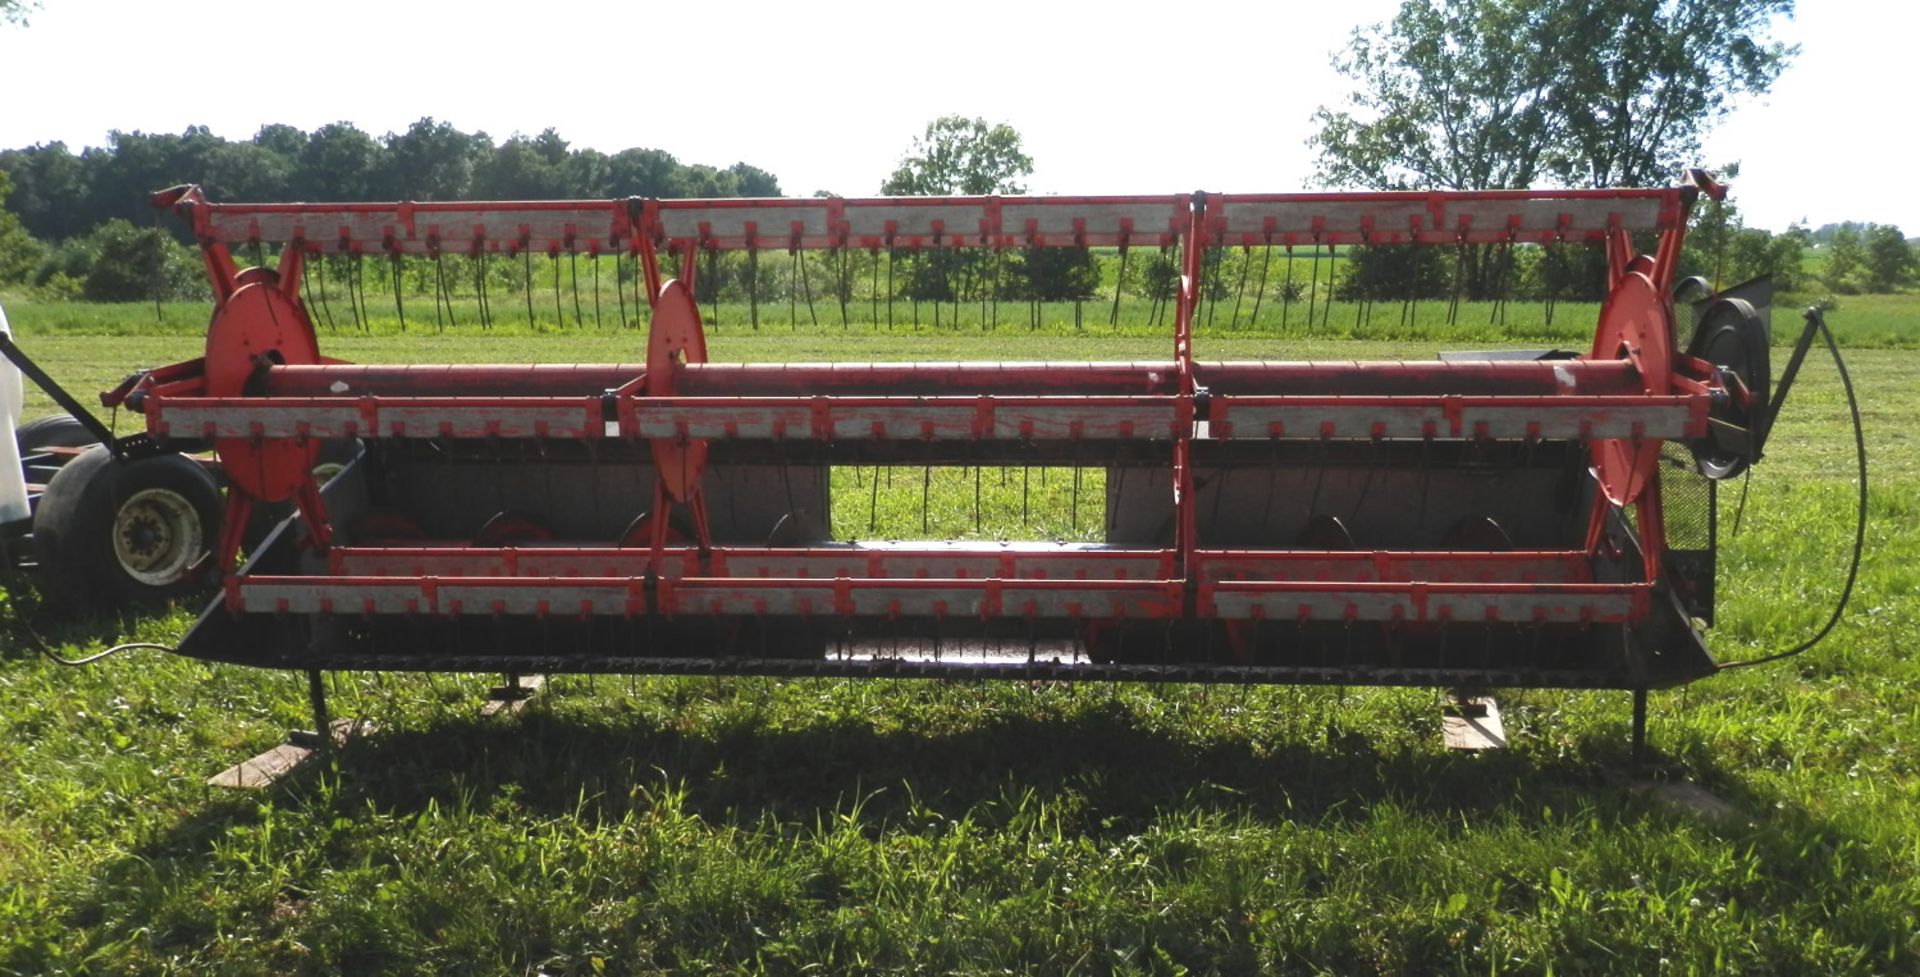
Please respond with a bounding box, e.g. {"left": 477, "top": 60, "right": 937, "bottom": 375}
{"left": 39, "top": 679, "right": 1907, "bottom": 977}
{"left": 296, "top": 689, "right": 1710, "bottom": 837}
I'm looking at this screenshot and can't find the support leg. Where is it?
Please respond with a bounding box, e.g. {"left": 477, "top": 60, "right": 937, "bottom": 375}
{"left": 307, "top": 669, "right": 332, "bottom": 752}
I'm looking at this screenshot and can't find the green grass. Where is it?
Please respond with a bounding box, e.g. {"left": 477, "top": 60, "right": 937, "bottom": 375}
{"left": 1, "top": 319, "right": 1915, "bottom": 975}
{"left": 5, "top": 283, "right": 1919, "bottom": 347}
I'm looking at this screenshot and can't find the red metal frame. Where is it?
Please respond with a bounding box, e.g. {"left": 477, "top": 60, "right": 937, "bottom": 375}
{"left": 133, "top": 182, "right": 1727, "bottom": 631}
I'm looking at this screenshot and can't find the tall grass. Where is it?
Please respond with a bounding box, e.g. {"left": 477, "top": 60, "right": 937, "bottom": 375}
{"left": 4, "top": 287, "right": 1916, "bottom": 347}
{"left": 0, "top": 329, "right": 1912, "bottom": 975}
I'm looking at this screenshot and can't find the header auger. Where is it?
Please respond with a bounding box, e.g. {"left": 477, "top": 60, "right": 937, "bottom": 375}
{"left": 14, "top": 171, "right": 1844, "bottom": 755}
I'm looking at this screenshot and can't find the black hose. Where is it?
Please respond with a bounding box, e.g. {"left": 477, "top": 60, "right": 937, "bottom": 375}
{"left": 1717, "top": 312, "right": 1867, "bottom": 671}
{"left": 10, "top": 605, "right": 175, "bottom": 666}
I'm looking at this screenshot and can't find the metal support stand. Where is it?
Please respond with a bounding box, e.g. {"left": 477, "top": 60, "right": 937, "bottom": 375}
{"left": 481, "top": 672, "right": 546, "bottom": 717}
{"left": 306, "top": 669, "right": 331, "bottom": 751}
{"left": 208, "top": 670, "right": 364, "bottom": 789}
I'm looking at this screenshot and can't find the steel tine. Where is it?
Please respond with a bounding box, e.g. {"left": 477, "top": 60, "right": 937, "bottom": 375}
{"left": 833, "top": 248, "right": 849, "bottom": 329}
{"left": 356, "top": 251, "right": 372, "bottom": 332}
{"left": 750, "top": 246, "right": 762, "bottom": 330}
{"left": 705, "top": 247, "right": 719, "bottom": 330}
{"left": 990, "top": 248, "right": 1001, "bottom": 330}
{"left": 610, "top": 247, "right": 627, "bottom": 329}
{"left": 298, "top": 249, "right": 329, "bottom": 333}
{"left": 521, "top": 248, "right": 536, "bottom": 329}
{"left": 1448, "top": 240, "right": 1465, "bottom": 326}
{"left": 569, "top": 245, "right": 583, "bottom": 328}
{"left": 315, "top": 252, "right": 338, "bottom": 332}
{"left": 1249, "top": 238, "right": 1273, "bottom": 329}
{"left": 474, "top": 250, "right": 489, "bottom": 330}
{"left": 1322, "top": 242, "right": 1337, "bottom": 331}
{"left": 1280, "top": 246, "right": 1295, "bottom": 331}
{"left": 1110, "top": 245, "right": 1129, "bottom": 329}
{"left": 1306, "top": 240, "right": 1321, "bottom": 334}
{"left": 433, "top": 252, "right": 449, "bottom": 332}
{"left": 1204, "top": 246, "right": 1220, "bottom": 329}
{"left": 800, "top": 247, "right": 817, "bottom": 328}
{"left": 550, "top": 249, "right": 563, "bottom": 329}
{"left": 1230, "top": 244, "right": 1250, "bottom": 329}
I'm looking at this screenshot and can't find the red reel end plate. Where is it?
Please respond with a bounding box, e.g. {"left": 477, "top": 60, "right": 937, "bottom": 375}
{"left": 645, "top": 279, "right": 708, "bottom": 501}
{"left": 204, "top": 282, "right": 321, "bottom": 503}
{"left": 1588, "top": 271, "right": 1672, "bottom": 506}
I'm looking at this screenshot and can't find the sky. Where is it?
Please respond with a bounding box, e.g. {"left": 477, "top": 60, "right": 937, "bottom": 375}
{"left": 0, "top": 0, "right": 1909, "bottom": 234}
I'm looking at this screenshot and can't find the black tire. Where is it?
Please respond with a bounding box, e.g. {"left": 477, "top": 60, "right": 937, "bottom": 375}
{"left": 33, "top": 446, "right": 223, "bottom": 609}
{"left": 15, "top": 414, "right": 101, "bottom": 455}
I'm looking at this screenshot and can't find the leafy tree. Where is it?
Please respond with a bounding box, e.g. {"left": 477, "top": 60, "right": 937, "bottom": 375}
{"left": 726, "top": 162, "right": 781, "bottom": 197}
{"left": 1823, "top": 225, "right": 1864, "bottom": 293}
{"left": 0, "top": 168, "right": 43, "bottom": 283}
{"left": 1680, "top": 171, "right": 1806, "bottom": 291}
{"left": 202, "top": 141, "right": 295, "bottom": 202}
{"left": 0, "top": 119, "right": 788, "bottom": 309}
{"left": 82, "top": 128, "right": 224, "bottom": 229}
{"left": 606, "top": 148, "right": 684, "bottom": 197}
{"left": 563, "top": 149, "right": 611, "bottom": 198}
{"left": 52, "top": 219, "right": 199, "bottom": 302}
{"left": 881, "top": 116, "right": 1032, "bottom": 196}
{"left": 0, "top": 142, "right": 85, "bottom": 239}
{"left": 1712, "top": 222, "right": 1809, "bottom": 292}
{"left": 252, "top": 124, "right": 309, "bottom": 161}
{"left": 1014, "top": 248, "right": 1101, "bottom": 302}
{"left": 1862, "top": 224, "right": 1914, "bottom": 293}
{"left": 1807, "top": 221, "right": 1864, "bottom": 245}
{"left": 1, "top": 0, "right": 35, "bottom": 25}
{"left": 1337, "top": 244, "right": 1451, "bottom": 300}
{"left": 1548, "top": 1, "right": 1796, "bottom": 187}
{"left": 881, "top": 117, "right": 1057, "bottom": 309}
{"left": 380, "top": 118, "right": 487, "bottom": 200}
{"left": 475, "top": 132, "right": 571, "bottom": 199}
{"left": 1313, "top": 2, "right": 1561, "bottom": 191}
{"left": 1315, "top": 0, "right": 1796, "bottom": 190}
{"left": 300, "top": 122, "right": 383, "bottom": 200}
{"left": 1315, "top": 0, "right": 1793, "bottom": 302}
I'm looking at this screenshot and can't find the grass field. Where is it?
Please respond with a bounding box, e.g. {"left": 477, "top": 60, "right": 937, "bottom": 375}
{"left": 0, "top": 301, "right": 1914, "bottom": 974}
{"left": 5, "top": 284, "right": 1918, "bottom": 348}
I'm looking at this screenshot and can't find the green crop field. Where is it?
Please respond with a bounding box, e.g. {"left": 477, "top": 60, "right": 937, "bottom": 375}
{"left": 0, "top": 299, "right": 1914, "bottom": 975}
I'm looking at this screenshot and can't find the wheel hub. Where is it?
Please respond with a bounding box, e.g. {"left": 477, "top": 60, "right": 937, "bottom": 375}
{"left": 112, "top": 487, "right": 204, "bottom": 585}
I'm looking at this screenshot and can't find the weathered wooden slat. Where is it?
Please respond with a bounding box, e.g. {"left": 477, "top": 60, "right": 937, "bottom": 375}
{"left": 1441, "top": 697, "right": 1506, "bottom": 750}
{"left": 206, "top": 719, "right": 370, "bottom": 789}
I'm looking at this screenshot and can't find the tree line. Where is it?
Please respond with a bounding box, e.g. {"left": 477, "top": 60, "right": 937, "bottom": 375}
{"left": 0, "top": 119, "right": 779, "bottom": 240}
{"left": 2, "top": 94, "right": 1915, "bottom": 312}
{"left": 0, "top": 119, "right": 781, "bottom": 300}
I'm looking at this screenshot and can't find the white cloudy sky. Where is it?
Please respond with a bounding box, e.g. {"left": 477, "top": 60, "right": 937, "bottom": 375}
{"left": 0, "top": 0, "right": 1906, "bottom": 232}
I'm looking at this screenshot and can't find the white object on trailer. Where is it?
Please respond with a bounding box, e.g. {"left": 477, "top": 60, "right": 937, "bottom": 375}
{"left": 0, "top": 303, "right": 29, "bottom": 525}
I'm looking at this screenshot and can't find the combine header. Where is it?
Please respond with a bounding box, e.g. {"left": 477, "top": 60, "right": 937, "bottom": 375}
{"left": 16, "top": 171, "right": 1850, "bottom": 753}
